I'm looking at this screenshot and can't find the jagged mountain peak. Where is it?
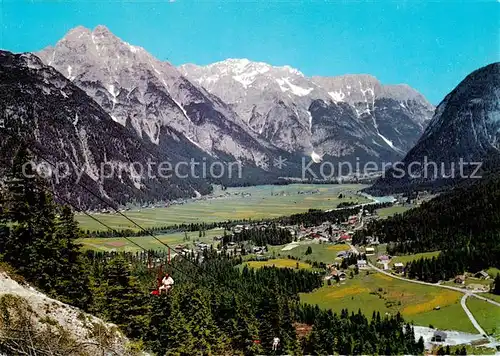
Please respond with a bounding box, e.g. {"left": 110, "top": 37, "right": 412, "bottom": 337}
{"left": 189, "top": 58, "right": 305, "bottom": 76}
{"left": 180, "top": 58, "right": 308, "bottom": 95}
{"left": 36, "top": 26, "right": 281, "bottom": 169}
{"left": 43, "top": 25, "right": 148, "bottom": 69}
{"left": 0, "top": 49, "right": 213, "bottom": 208}
{"left": 379, "top": 83, "right": 428, "bottom": 102}
{"left": 311, "top": 74, "right": 432, "bottom": 106}
{"left": 421, "top": 62, "right": 500, "bottom": 147}
{"left": 181, "top": 59, "right": 434, "bottom": 156}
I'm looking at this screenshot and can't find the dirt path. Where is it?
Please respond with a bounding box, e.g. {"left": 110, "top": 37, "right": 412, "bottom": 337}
{"left": 346, "top": 246, "right": 500, "bottom": 350}
{"left": 461, "top": 294, "right": 487, "bottom": 335}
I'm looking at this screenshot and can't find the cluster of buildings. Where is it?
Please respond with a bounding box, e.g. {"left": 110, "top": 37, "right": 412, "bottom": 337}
{"left": 453, "top": 270, "right": 491, "bottom": 291}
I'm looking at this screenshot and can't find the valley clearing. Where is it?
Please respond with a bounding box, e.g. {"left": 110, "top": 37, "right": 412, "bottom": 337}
{"left": 300, "top": 272, "right": 479, "bottom": 333}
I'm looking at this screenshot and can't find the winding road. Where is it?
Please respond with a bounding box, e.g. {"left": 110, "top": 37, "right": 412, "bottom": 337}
{"left": 349, "top": 243, "right": 500, "bottom": 307}
{"left": 348, "top": 243, "right": 499, "bottom": 345}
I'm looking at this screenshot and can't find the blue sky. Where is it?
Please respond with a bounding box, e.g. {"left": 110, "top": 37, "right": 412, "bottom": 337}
{"left": 1, "top": 1, "right": 498, "bottom": 104}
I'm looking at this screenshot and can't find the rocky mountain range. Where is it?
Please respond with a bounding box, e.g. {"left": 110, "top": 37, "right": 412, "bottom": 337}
{"left": 36, "top": 26, "right": 281, "bottom": 169}
{"left": 0, "top": 25, "right": 452, "bottom": 206}
{"left": 180, "top": 59, "right": 434, "bottom": 162}
{"left": 36, "top": 26, "right": 434, "bottom": 168}
{"left": 367, "top": 62, "right": 500, "bottom": 194}
{"left": 0, "top": 50, "right": 213, "bottom": 209}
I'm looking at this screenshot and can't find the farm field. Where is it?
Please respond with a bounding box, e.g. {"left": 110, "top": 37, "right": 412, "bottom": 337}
{"left": 486, "top": 267, "right": 500, "bottom": 278}
{"left": 483, "top": 293, "right": 500, "bottom": 303}
{"left": 299, "top": 272, "right": 475, "bottom": 333}
{"left": 243, "top": 259, "right": 313, "bottom": 270}
{"left": 409, "top": 303, "right": 475, "bottom": 334}
{"left": 466, "top": 297, "right": 500, "bottom": 338}
{"left": 78, "top": 228, "right": 224, "bottom": 252}
{"left": 376, "top": 205, "right": 413, "bottom": 218}
{"left": 391, "top": 251, "right": 441, "bottom": 265}
{"left": 76, "top": 184, "right": 370, "bottom": 231}
{"left": 279, "top": 243, "right": 350, "bottom": 264}
{"left": 442, "top": 278, "right": 493, "bottom": 290}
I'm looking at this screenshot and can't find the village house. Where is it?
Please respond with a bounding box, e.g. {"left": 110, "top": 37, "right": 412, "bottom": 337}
{"left": 337, "top": 250, "right": 348, "bottom": 258}
{"left": 474, "top": 270, "right": 490, "bottom": 280}
{"left": 393, "top": 262, "right": 404, "bottom": 273}
{"left": 348, "top": 215, "right": 358, "bottom": 225}
{"left": 339, "top": 234, "right": 351, "bottom": 242}
{"left": 454, "top": 275, "right": 466, "bottom": 284}
{"left": 377, "top": 261, "right": 390, "bottom": 270}
{"left": 365, "top": 247, "right": 375, "bottom": 256}
{"left": 431, "top": 330, "right": 447, "bottom": 343}
{"left": 357, "top": 259, "right": 368, "bottom": 269}
{"left": 329, "top": 269, "right": 347, "bottom": 281}
{"left": 377, "top": 255, "right": 391, "bottom": 263}
{"left": 196, "top": 242, "right": 210, "bottom": 250}
{"left": 365, "top": 236, "right": 376, "bottom": 245}
{"left": 252, "top": 246, "right": 266, "bottom": 254}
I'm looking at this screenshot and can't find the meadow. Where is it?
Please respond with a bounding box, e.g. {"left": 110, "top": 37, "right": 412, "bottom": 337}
{"left": 391, "top": 251, "right": 441, "bottom": 265}
{"left": 243, "top": 258, "right": 313, "bottom": 270}
{"left": 375, "top": 205, "right": 413, "bottom": 218}
{"left": 299, "top": 272, "right": 475, "bottom": 333}
{"left": 277, "top": 243, "right": 350, "bottom": 264}
{"left": 79, "top": 228, "right": 223, "bottom": 252}
{"left": 466, "top": 297, "right": 500, "bottom": 339}
{"left": 76, "top": 184, "right": 369, "bottom": 231}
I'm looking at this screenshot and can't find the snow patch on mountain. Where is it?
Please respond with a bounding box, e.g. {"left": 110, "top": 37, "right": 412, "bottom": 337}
{"left": 275, "top": 77, "right": 313, "bottom": 96}
{"left": 328, "top": 90, "right": 345, "bottom": 103}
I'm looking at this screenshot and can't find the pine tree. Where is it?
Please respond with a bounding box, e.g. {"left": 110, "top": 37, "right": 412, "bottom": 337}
{"left": 51, "top": 206, "right": 91, "bottom": 308}
{"left": 0, "top": 147, "right": 91, "bottom": 308}
{"left": 99, "top": 256, "right": 150, "bottom": 338}
{"left": 493, "top": 273, "right": 500, "bottom": 295}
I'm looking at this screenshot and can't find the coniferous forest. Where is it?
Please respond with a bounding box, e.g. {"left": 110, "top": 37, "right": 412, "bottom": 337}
{"left": 354, "top": 176, "right": 500, "bottom": 282}
{"left": 0, "top": 148, "right": 425, "bottom": 354}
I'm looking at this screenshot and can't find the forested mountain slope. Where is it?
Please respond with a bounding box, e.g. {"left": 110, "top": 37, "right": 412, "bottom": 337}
{"left": 0, "top": 50, "right": 213, "bottom": 209}
{"left": 0, "top": 155, "right": 424, "bottom": 355}
{"left": 356, "top": 175, "right": 500, "bottom": 254}
{"left": 368, "top": 62, "right": 500, "bottom": 194}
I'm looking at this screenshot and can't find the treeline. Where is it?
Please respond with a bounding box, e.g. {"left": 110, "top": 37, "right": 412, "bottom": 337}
{"left": 354, "top": 175, "right": 500, "bottom": 283}
{"left": 82, "top": 250, "right": 422, "bottom": 354}
{"left": 341, "top": 252, "right": 366, "bottom": 269}
{"left": 86, "top": 201, "right": 392, "bottom": 239}
{"left": 225, "top": 224, "right": 293, "bottom": 246}
{"left": 404, "top": 240, "right": 500, "bottom": 283}
{"left": 336, "top": 201, "right": 358, "bottom": 208}
{"left": 276, "top": 202, "right": 391, "bottom": 227}
{"left": 85, "top": 221, "right": 231, "bottom": 238}
{"left": 354, "top": 176, "right": 500, "bottom": 254}
{"left": 0, "top": 148, "right": 90, "bottom": 309}
{"left": 296, "top": 304, "right": 424, "bottom": 355}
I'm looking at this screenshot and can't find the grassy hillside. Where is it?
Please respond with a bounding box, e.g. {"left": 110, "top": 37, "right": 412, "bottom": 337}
{"left": 300, "top": 272, "right": 475, "bottom": 333}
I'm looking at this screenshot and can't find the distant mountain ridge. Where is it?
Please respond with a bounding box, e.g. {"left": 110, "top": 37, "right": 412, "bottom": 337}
{"left": 367, "top": 62, "right": 500, "bottom": 194}
{"left": 180, "top": 58, "right": 434, "bottom": 162}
